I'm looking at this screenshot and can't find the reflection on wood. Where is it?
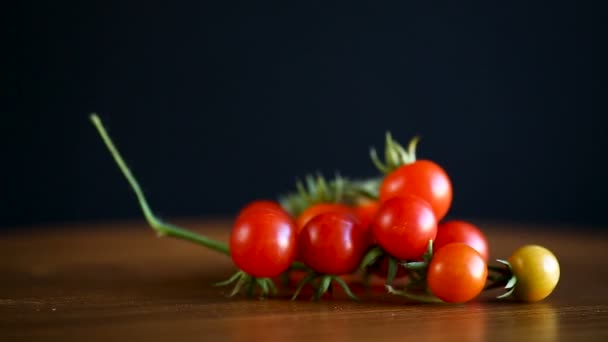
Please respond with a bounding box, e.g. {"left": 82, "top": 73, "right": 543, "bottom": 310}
{"left": 1, "top": 220, "right": 607, "bottom": 341}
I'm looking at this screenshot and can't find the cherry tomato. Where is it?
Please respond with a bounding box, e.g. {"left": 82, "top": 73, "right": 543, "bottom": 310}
{"left": 508, "top": 245, "right": 560, "bottom": 302}
{"left": 295, "top": 202, "right": 354, "bottom": 233}
{"left": 435, "top": 220, "right": 489, "bottom": 261}
{"left": 230, "top": 203, "right": 297, "bottom": 277}
{"left": 236, "top": 200, "right": 290, "bottom": 221}
{"left": 427, "top": 243, "right": 487, "bottom": 303}
{"left": 298, "top": 212, "right": 368, "bottom": 275}
{"left": 379, "top": 160, "right": 453, "bottom": 221}
{"left": 354, "top": 200, "right": 380, "bottom": 231}
{"left": 371, "top": 196, "right": 437, "bottom": 260}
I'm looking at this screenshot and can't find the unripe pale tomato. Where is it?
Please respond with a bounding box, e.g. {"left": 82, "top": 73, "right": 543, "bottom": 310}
{"left": 508, "top": 245, "right": 560, "bottom": 302}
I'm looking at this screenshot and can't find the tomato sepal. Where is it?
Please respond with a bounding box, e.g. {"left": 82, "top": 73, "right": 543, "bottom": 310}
{"left": 359, "top": 246, "right": 385, "bottom": 271}
{"left": 290, "top": 272, "right": 359, "bottom": 301}
{"left": 385, "top": 285, "right": 443, "bottom": 304}
{"left": 215, "top": 270, "right": 278, "bottom": 298}
{"left": 279, "top": 174, "right": 380, "bottom": 217}
{"left": 370, "top": 133, "right": 420, "bottom": 174}
{"left": 485, "top": 259, "right": 519, "bottom": 299}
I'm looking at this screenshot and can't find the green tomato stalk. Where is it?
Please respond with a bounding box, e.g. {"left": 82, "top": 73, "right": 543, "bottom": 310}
{"left": 91, "top": 114, "right": 359, "bottom": 299}
{"left": 90, "top": 114, "right": 230, "bottom": 256}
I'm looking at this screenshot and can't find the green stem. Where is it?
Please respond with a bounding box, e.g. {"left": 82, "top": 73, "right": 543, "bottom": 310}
{"left": 289, "top": 261, "right": 309, "bottom": 271}
{"left": 484, "top": 279, "right": 509, "bottom": 291}
{"left": 90, "top": 114, "right": 230, "bottom": 256}
{"left": 385, "top": 285, "right": 443, "bottom": 304}
{"left": 484, "top": 265, "right": 514, "bottom": 291}
{"left": 487, "top": 265, "right": 509, "bottom": 274}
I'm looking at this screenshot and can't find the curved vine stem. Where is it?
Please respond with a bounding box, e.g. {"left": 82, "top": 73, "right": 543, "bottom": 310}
{"left": 385, "top": 285, "right": 443, "bottom": 304}
{"left": 90, "top": 114, "right": 230, "bottom": 256}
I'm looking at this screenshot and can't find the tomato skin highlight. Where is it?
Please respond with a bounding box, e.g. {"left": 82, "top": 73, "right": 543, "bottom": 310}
{"left": 230, "top": 203, "right": 297, "bottom": 278}
{"left": 237, "top": 200, "right": 291, "bottom": 221}
{"left": 427, "top": 243, "right": 488, "bottom": 303}
{"left": 435, "top": 220, "right": 489, "bottom": 261}
{"left": 371, "top": 196, "right": 437, "bottom": 260}
{"left": 295, "top": 203, "right": 354, "bottom": 233}
{"left": 508, "top": 245, "right": 560, "bottom": 302}
{"left": 379, "top": 160, "right": 453, "bottom": 221}
{"left": 298, "top": 212, "right": 368, "bottom": 275}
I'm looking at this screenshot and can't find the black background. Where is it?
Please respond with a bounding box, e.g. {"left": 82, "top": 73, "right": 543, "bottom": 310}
{"left": 3, "top": 1, "right": 604, "bottom": 230}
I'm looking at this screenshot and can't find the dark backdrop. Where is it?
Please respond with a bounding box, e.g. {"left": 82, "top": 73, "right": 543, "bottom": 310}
{"left": 3, "top": 1, "right": 604, "bottom": 229}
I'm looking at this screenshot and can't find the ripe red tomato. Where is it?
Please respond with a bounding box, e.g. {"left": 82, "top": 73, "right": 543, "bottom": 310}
{"left": 379, "top": 160, "right": 453, "bottom": 221}
{"left": 371, "top": 196, "right": 437, "bottom": 260}
{"left": 298, "top": 212, "right": 368, "bottom": 275}
{"left": 435, "top": 220, "right": 489, "bottom": 261}
{"left": 230, "top": 202, "right": 297, "bottom": 277}
{"left": 427, "top": 243, "right": 487, "bottom": 303}
{"left": 236, "top": 200, "right": 290, "bottom": 221}
{"left": 354, "top": 200, "right": 380, "bottom": 231}
{"left": 295, "top": 202, "right": 354, "bottom": 233}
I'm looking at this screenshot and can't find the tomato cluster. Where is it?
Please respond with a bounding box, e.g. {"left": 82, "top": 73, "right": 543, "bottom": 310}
{"left": 229, "top": 155, "right": 495, "bottom": 302}
{"left": 91, "top": 115, "right": 560, "bottom": 305}
{"left": 225, "top": 135, "right": 560, "bottom": 303}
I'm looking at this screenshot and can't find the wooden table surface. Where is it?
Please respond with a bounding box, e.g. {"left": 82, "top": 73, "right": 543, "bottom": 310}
{"left": 1, "top": 220, "right": 607, "bottom": 341}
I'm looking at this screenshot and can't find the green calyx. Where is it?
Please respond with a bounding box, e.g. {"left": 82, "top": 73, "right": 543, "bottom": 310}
{"left": 215, "top": 270, "right": 278, "bottom": 298}
{"left": 370, "top": 132, "right": 420, "bottom": 174}
{"left": 279, "top": 132, "right": 422, "bottom": 217}
{"left": 279, "top": 174, "right": 381, "bottom": 217}
{"left": 360, "top": 241, "right": 439, "bottom": 301}
{"left": 385, "top": 285, "right": 443, "bottom": 304}
{"left": 291, "top": 272, "right": 359, "bottom": 301}
{"left": 486, "top": 259, "right": 518, "bottom": 299}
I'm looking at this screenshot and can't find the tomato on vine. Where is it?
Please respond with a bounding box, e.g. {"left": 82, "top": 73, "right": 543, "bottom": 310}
{"left": 295, "top": 202, "right": 354, "bottom": 233}
{"left": 354, "top": 200, "right": 380, "bottom": 231}
{"left": 435, "top": 220, "right": 489, "bottom": 261}
{"left": 371, "top": 195, "right": 437, "bottom": 261}
{"left": 379, "top": 160, "right": 453, "bottom": 221}
{"left": 427, "top": 243, "right": 487, "bottom": 303}
{"left": 507, "top": 245, "right": 560, "bottom": 302}
{"left": 91, "top": 115, "right": 562, "bottom": 303}
{"left": 230, "top": 202, "right": 298, "bottom": 278}
{"left": 237, "top": 200, "right": 290, "bottom": 221}
{"left": 298, "top": 212, "right": 368, "bottom": 275}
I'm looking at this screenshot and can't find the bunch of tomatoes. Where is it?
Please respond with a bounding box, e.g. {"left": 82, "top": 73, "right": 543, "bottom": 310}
{"left": 91, "top": 114, "right": 560, "bottom": 304}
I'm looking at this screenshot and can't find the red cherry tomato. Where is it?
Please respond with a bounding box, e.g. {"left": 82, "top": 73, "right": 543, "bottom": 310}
{"left": 371, "top": 196, "right": 437, "bottom": 260}
{"left": 230, "top": 202, "right": 297, "bottom": 277}
{"left": 435, "top": 220, "right": 489, "bottom": 261}
{"left": 295, "top": 202, "right": 354, "bottom": 233}
{"left": 354, "top": 200, "right": 380, "bottom": 231}
{"left": 379, "top": 160, "right": 453, "bottom": 221}
{"left": 427, "top": 243, "right": 487, "bottom": 303}
{"left": 298, "top": 212, "right": 368, "bottom": 275}
{"left": 236, "top": 200, "right": 290, "bottom": 221}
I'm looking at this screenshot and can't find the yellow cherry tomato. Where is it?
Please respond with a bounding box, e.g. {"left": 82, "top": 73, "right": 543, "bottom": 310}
{"left": 508, "top": 245, "right": 560, "bottom": 302}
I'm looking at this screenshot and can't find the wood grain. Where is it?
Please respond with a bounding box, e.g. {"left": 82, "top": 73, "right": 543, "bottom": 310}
{"left": 1, "top": 220, "right": 607, "bottom": 341}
